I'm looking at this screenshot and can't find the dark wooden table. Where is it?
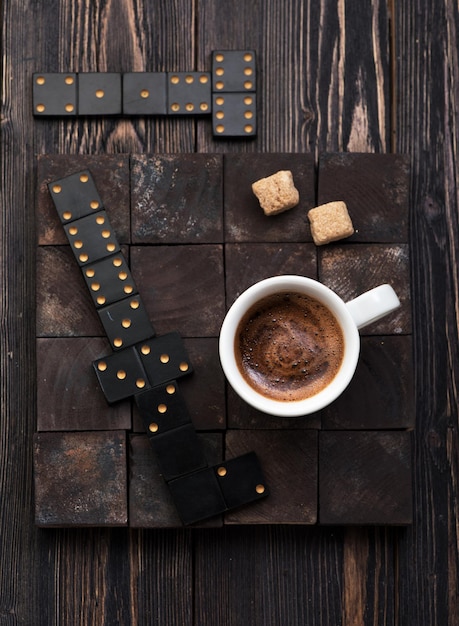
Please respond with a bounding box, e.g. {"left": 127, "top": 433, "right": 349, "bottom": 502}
{"left": 2, "top": 1, "right": 458, "bottom": 624}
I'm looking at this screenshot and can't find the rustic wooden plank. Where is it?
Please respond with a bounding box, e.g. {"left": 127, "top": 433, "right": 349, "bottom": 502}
{"left": 322, "top": 335, "right": 415, "bottom": 430}
{"left": 1, "top": 0, "right": 64, "bottom": 620}
{"left": 129, "top": 433, "right": 223, "bottom": 528}
{"left": 224, "top": 153, "right": 316, "bottom": 242}
{"left": 36, "top": 528, "right": 192, "bottom": 626}
{"left": 317, "top": 153, "right": 410, "bottom": 243}
{"left": 131, "top": 154, "right": 223, "bottom": 244}
{"left": 224, "top": 430, "right": 318, "bottom": 524}
{"left": 130, "top": 244, "right": 225, "bottom": 337}
{"left": 194, "top": 526, "right": 345, "bottom": 626}
{"left": 34, "top": 431, "right": 128, "bottom": 527}
{"left": 37, "top": 337, "right": 130, "bottom": 431}
{"left": 394, "top": 0, "right": 459, "bottom": 624}
{"left": 38, "top": 527, "right": 193, "bottom": 626}
{"left": 129, "top": 529, "right": 193, "bottom": 626}
{"left": 319, "top": 243, "right": 411, "bottom": 335}
{"left": 35, "top": 528, "right": 133, "bottom": 626}
{"left": 343, "top": 527, "right": 397, "bottom": 626}
{"left": 319, "top": 431, "right": 412, "bottom": 525}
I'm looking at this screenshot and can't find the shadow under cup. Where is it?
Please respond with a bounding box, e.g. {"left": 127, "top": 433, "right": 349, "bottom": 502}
{"left": 219, "top": 276, "right": 361, "bottom": 418}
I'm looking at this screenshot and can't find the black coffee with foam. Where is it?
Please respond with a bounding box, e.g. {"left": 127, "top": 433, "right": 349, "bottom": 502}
{"left": 235, "top": 292, "right": 345, "bottom": 402}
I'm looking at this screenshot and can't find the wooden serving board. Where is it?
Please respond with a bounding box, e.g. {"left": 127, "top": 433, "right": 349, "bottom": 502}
{"left": 34, "top": 152, "right": 413, "bottom": 527}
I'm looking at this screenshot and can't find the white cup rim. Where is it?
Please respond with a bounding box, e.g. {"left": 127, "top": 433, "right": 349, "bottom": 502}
{"left": 219, "top": 275, "right": 360, "bottom": 417}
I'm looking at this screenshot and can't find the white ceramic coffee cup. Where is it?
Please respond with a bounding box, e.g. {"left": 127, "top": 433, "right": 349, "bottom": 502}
{"left": 219, "top": 276, "right": 400, "bottom": 417}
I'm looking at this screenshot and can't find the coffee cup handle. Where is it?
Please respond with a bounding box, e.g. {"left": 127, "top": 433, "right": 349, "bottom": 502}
{"left": 345, "top": 284, "right": 401, "bottom": 330}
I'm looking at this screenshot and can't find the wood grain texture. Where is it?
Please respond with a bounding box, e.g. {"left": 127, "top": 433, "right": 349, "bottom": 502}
{"left": 129, "top": 529, "right": 194, "bottom": 626}
{"left": 194, "top": 526, "right": 345, "bottom": 626}
{"left": 1, "top": 0, "right": 50, "bottom": 622}
{"left": 343, "top": 528, "right": 396, "bottom": 626}
{"left": 394, "top": 0, "right": 459, "bottom": 624}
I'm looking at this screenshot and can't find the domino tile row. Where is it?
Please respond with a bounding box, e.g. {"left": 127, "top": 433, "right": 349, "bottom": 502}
{"left": 33, "top": 50, "right": 257, "bottom": 137}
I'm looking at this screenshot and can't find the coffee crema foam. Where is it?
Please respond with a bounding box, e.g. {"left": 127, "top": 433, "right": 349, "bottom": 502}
{"left": 235, "top": 292, "right": 345, "bottom": 402}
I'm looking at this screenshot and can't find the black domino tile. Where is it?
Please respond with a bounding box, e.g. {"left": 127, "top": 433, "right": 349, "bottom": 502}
{"left": 98, "top": 295, "right": 155, "bottom": 351}
{"left": 48, "top": 170, "right": 104, "bottom": 224}
{"left": 33, "top": 73, "right": 78, "bottom": 116}
{"left": 167, "top": 72, "right": 211, "bottom": 115}
{"left": 215, "top": 451, "right": 268, "bottom": 509}
{"left": 167, "top": 467, "right": 227, "bottom": 525}
{"left": 212, "top": 93, "right": 257, "bottom": 138}
{"left": 135, "top": 382, "right": 192, "bottom": 436}
{"left": 78, "top": 73, "right": 122, "bottom": 116}
{"left": 64, "top": 210, "right": 120, "bottom": 266}
{"left": 123, "top": 72, "right": 168, "bottom": 115}
{"left": 148, "top": 424, "right": 208, "bottom": 482}
{"left": 136, "top": 332, "right": 193, "bottom": 386}
{"left": 82, "top": 253, "right": 137, "bottom": 308}
{"left": 93, "top": 347, "right": 151, "bottom": 404}
{"left": 211, "top": 50, "right": 256, "bottom": 93}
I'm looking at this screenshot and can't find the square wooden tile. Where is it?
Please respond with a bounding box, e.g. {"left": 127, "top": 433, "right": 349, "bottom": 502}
{"left": 224, "top": 430, "right": 318, "bottom": 524}
{"left": 224, "top": 153, "right": 315, "bottom": 242}
{"left": 131, "top": 154, "right": 223, "bottom": 244}
{"left": 319, "top": 244, "right": 411, "bottom": 335}
{"left": 34, "top": 431, "right": 128, "bottom": 527}
{"left": 321, "top": 336, "right": 415, "bottom": 430}
{"left": 130, "top": 244, "right": 225, "bottom": 337}
{"left": 317, "top": 152, "right": 410, "bottom": 242}
{"left": 319, "top": 431, "right": 412, "bottom": 525}
{"left": 37, "top": 337, "right": 131, "bottom": 431}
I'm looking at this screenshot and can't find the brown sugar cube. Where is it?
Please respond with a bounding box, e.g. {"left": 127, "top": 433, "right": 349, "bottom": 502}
{"left": 308, "top": 201, "right": 354, "bottom": 245}
{"left": 252, "top": 170, "right": 299, "bottom": 216}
